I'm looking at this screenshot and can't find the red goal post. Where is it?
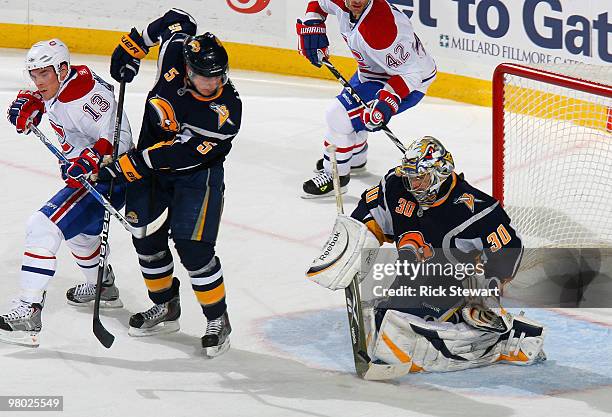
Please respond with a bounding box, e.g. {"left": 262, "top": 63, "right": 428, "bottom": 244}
{"left": 491, "top": 62, "right": 612, "bottom": 253}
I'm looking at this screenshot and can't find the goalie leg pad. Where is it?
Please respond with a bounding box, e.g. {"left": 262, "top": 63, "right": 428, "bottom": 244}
{"left": 373, "top": 310, "right": 546, "bottom": 372}
{"left": 373, "top": 310, "right": 505, "bottom": 372}
{"left": 496, "top": 313, "right": 546, "bottom": 365}
{"left": 306, "top": 215, "right": 379, "bottom": 290}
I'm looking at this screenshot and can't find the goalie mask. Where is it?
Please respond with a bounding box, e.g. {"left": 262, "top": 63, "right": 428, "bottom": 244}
{"left": 396, "top": 136, "right": 455, "bottom": 208}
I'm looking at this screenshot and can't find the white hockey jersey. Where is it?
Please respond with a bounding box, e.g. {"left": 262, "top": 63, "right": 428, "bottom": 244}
{"left": 305, "top": 0, "right": 437, "bottom": 100}
{"left": 45, "top": 65, "right": 132, "bottom": 161}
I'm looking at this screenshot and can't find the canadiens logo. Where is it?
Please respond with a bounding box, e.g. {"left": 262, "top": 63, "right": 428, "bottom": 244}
{"left": 454, "top": 193, "right": 484, "bottom": 213}
{"left": 149, "top": 96, "right": 180, "bottom": 132}
{"left": 49, "top": 119, "right": 74, "bottom": 153}
{"left": 210, "top": 102, "right": 234, "bottom": 129}
{"left": 188, "top": 40, "right": 201, "bottom": 53}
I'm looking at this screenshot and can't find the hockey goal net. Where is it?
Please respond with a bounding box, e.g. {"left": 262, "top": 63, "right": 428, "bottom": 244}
{"left": 492, "top": 63, "right": 612, "bottom": 270}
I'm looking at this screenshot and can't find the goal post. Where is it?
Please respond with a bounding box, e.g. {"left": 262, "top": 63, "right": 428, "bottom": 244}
{"left": 492, "top": 63, "right": 612, "bottom": 261}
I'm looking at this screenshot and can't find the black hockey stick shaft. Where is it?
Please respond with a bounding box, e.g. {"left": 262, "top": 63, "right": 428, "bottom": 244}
{"left": 327, "top": 145, "right": 371, "bottom": 378}
{"left": 322, "top": 58, "right": 407, "bottom": 154}
{"left": 93, "top": 80, "right": 126, "bottom": 348}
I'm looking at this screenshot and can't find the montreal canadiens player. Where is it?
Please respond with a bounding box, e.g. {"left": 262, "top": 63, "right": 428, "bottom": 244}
{"left": 307, "top": 136, "right": 546, "bottom": 373}
{"left": 297, "top": 0, "right": 437, "bottom": 197}
{"left": 0, "top": 39, "right": 133, "bottom": 347}
{"left": 99, "top": 9, "right": 241, "bottom": 356}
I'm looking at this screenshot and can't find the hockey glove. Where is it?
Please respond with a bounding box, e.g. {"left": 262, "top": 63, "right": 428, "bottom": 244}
{"left": 96, "top": 149, "right": 151, "bottom": 184}
{"left": 362, "top": 90, "right": 400, "bottom": 132}
{"left": 7, "top": 90, "right": 44, "bottom": 134}
{"left": 59, "top": 162, "right": 81, "bottom": 188}
{"left": 296, "top": 19, "right": 329, "bottom": 67}
{"left": 110, "top": 28, "right": 149, "bottom": 83}
{"left": 67, "top": 147, "right": 102, "bottom": 180}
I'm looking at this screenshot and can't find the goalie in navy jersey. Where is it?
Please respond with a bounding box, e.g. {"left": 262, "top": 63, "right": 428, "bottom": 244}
{"left": 98, "top": 9, "right": 242, "bottom": 357}
{"left": 307, "top": 136, "right": 546, "bottom": 373}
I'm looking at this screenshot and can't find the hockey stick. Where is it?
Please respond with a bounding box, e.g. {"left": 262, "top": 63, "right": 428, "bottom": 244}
{"left": 327, "top": 144, "right": 371, "bottom": 378}
{"left": 328, "top": 144, "right": 414, "bottom": 381}
{"left": 91, "top": 79, "right": 128, "bottom": 348}
{"left": 321, "top": 58, "right": 407, "bottom": 154}
{"left": 30, "top": 124, "right": 146, "bottom": 240}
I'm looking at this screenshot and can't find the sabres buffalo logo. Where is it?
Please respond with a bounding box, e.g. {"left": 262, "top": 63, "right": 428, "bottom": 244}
{"left": 149, "top": 96, "right": 179, "bottom": 132}
{"left": 397, "top": 231, "right": 434, "bottom": 262}
{"left": 188, "top": 40, "right": 201, "bottom": 53}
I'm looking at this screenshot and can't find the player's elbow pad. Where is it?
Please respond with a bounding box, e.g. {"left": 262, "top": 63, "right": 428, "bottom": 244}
{"left": 306, "top": 215, "right": 380, "bottom": 290}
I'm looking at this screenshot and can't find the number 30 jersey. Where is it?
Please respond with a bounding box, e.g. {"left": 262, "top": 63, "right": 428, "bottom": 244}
{"left": 351, "top": 169, "right": 524, "bottom": 283}
{"left": 45, "top": 65, "right": 133, "bottom": 160}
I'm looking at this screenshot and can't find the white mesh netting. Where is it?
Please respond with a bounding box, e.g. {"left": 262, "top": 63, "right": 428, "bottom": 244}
{"left": 499, "top": 64, "right": 612, "bottom": 270}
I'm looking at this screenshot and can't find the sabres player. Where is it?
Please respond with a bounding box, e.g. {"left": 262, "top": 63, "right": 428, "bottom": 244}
{"left": 307, "top": 136, "right": 546, "bottom": 373}
{"left": 0, "top": 39, "right": 133, "bottom": 347}
{"left": 297, "top": 0, "right": 437, "bottom": 197}
{"left": 99, "top": 9, "right": 241, "bottom": 356}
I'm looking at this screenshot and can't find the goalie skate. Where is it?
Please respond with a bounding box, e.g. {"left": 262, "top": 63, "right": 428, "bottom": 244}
{"left": 128, "top": 293, "right": 180, "bottom": 337}
{"left": 0, "top": 299, "right": 44, "bottom": 347}
{"left": 201, "top": 312, "right": 231, "bottom": 358}
{"left": 66, "top": 265, "right": 123, "bottom": 308}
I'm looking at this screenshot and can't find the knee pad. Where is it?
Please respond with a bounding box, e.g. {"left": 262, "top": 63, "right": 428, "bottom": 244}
{"left": 325, "top": 99, "right": 355, "bottom": 136}
{"left": 66, "top": 234, "right": 101, "bottom": 259}
{"left": 25, "top": 211, "right": 63, "bottom": 255}
{"left": 174, "top": 239, "right": 215, "bottom": 271}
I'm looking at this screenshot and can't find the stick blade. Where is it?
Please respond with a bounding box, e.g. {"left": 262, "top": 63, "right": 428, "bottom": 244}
{"left": 93, "top": 318, "right": 115, "bottom": 348}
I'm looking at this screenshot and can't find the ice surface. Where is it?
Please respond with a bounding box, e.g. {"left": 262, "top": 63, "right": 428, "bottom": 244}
{"left": 0, "top": 48, "right": 610, "bottom": 417}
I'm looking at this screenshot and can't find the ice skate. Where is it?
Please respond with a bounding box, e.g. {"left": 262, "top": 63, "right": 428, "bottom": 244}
{"left": 0, "top": 298, "right": 44, "bottom": 347}
{"left": 66, "top": 265, "right": 123, "bottom": 308}
{"left": 201, "top": 312, "right": 231, "bottom": 357}
{"left": 128, "top": 293, "right": 180, "bottom": 337}
{"left": 302, "top": 171, "right": 349, "bottom": 198}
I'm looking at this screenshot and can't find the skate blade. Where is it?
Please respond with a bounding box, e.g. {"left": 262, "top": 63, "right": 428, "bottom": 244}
{"left": 203, "top": 338, "right": 230, "bottom": 358}
{"left": 67, "top": 298, "right": 124, "bottom": 309}
{"left": 0, "top": 330, "right": 40, "bottom": 348}
{"left": 128, "top": 320, "right": 180, "bottom": 337}
{"left": 301, "top": 186, "right": 348, "bottom": 199}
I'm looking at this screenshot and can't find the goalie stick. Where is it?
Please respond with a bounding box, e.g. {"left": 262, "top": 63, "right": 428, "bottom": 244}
{"left": 327, "top": 144, "right": 412, "bottom": 380}
{"left": 322, "top": 59, "right": 407, "bottom": 154}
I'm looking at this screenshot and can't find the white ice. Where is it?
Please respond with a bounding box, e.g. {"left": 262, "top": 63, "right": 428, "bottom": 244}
{"left": 0, "top": 48, "right": 610, "bottom": 417}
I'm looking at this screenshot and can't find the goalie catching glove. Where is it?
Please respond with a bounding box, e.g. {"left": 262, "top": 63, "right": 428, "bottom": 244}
{"left": 306, "top": 215, "right": 379, "bottom": 290}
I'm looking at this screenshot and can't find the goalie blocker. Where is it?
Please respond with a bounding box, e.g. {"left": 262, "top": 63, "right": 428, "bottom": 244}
{"left": 306, "top": 215, "right": 379, "bottom": 290}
